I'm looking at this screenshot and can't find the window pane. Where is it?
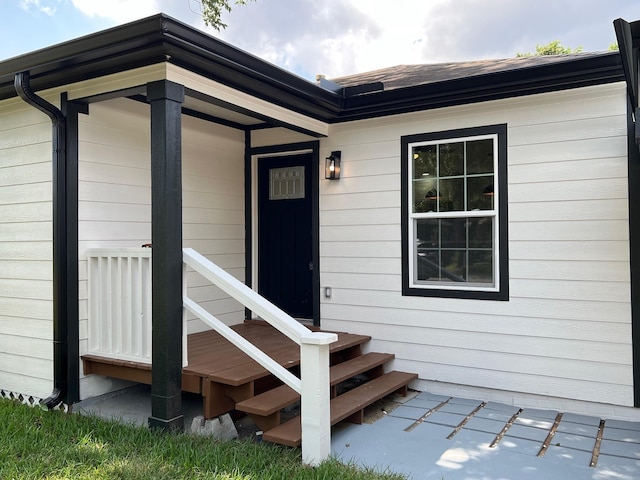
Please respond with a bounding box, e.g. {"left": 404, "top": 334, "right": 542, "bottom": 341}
{"left": 415, "top": 219, "right": 438, "bottom": 282}
{"left": 466, "top": 139, "right": 494, "bottom": 175}
{"left": 468, "top": 217, "right": 493, "bottom": 249}
{"left": 469, "top": 250, "right": 493, "bottom": 285}
{"left": 467, "top": 176, "right": 494, "bottom": 210}
{"left": 416, "top": 249, "right": 440, "bottom": 282}
{"left": 413, "top": 145, "right": 437, "bottom": 178}
{"left": 439, "top": 178, "right": 464, "bottom": 212}
{"left": 439, "top": 142, "right": 464, "bottom": 177}
{"left": 415, "top": 218, "right": 439, "bottom": 246}
{"left": 440, "top": 218, "right": 466, "bottom": 249}
{"left": 413, "top": 178, "right": 438, "bottom": 213}
{"left": 441, "top": 250, "right": 466, "bottom": 282}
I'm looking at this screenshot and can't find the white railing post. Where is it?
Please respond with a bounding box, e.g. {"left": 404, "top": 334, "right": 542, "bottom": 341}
{"left": 182, "top": 261, "right": 189, "bottom": 367}
{"left": 300, "top": 331, "right": 338, "bottom": 466}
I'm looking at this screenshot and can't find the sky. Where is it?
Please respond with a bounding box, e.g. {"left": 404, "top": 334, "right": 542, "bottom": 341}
{"left": 0, "top": 0, "right": 638, "bottom": 81}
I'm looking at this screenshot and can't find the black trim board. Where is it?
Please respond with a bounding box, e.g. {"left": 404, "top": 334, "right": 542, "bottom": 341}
{"left": 61, "top": 95, "right": 86, "bottom": 404}
{"left": 400, "top": 124, "right": 509, "bottom": 301}
{"left": 627, "top": 97, "right": 640, "bottom": 408}
{"left": 614, "top": 18, "right": 640, "bottom": 111}
{"left": 247, "top": 141, "right": 321, "bottom": 326}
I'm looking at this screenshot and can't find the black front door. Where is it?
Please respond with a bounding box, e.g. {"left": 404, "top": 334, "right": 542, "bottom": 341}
{"left": 258, "top": 154, "right": 313, "bottom": 319}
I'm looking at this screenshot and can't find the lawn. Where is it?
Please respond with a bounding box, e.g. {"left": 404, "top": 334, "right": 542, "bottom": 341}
{"left": 0, "top": 399, "right": 405, "bottom": 479}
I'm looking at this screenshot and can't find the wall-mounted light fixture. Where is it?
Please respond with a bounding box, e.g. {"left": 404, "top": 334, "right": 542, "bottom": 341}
{"left": 325, "top": 151, "right": 341, "bottom": 180}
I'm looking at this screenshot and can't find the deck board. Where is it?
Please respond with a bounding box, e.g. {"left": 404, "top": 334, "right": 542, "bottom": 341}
{"left": 82, "top": 321, "right": 371, "bottom": 419}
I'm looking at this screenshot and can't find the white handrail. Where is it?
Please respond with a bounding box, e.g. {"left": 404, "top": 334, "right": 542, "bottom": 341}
{"left": 183, "top": 247, "right": 312, "bottom": 344}
{"left": 182, "top": 247, "right": 337, "bottom": 466}
{"left": 183, "top": 297, "right": 301, "bottom": 393}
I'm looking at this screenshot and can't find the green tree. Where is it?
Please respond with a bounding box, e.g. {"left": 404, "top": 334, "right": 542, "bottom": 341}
{"left": 609, "top": 43, "right": 619, "bottom": 51}
{"left": 517, "top": 40, "right": 583, "bottom": 57}
{"left": 198, "top": 0, "right": 256, "bottom": 30}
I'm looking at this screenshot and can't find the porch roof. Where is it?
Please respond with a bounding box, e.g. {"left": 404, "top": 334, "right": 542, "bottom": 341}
{"left": 0, "top": 13, "right": 626, "bottom": 124}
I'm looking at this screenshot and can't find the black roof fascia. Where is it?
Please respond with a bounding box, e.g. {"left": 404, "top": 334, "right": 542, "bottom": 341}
{"left": 334, "top": 52, "right": 624, "bottom": 122}
{"left": 0, "top": 16, "right": 169, "bottom": 101}
{"left": 158, "top": 19, "right": 343, "bottom": 120}
{"left": 0, "top": 13, "right": 626, "bottom": 124}
{"left": 614, "top": 18, "right": 640, "bottom": 109}
{"left": 0, "top": 14, "right": 343, "bottom": 121}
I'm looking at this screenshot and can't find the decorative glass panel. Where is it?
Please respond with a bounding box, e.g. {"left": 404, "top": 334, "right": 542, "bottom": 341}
{"left": 269, "top": 166, "right": 305, "bottom": 200}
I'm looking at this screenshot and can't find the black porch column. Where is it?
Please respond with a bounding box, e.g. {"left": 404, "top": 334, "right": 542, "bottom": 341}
{"left": 147, "top": 80, "right": 185, "bottom": 430}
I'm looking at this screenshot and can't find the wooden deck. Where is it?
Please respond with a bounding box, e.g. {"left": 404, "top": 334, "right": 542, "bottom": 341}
{"left": 82, "top": 321, "right": 371, "bottom": 419}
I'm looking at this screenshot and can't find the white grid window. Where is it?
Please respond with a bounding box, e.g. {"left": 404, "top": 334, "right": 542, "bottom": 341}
{"left": 408, "top": 134, "right": 499, "bottom": 292}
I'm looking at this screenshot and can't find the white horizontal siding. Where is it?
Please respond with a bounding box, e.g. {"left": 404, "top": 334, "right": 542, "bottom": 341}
{"left": 320, "top": 82, "right": 633, "bottom": 408}
{"left": 0, "top": 100, "right": 53, "bottom": 398}
{"left": 181, "top": 113, "right": 245, "bottom": 333}
{"left": 77, "top": 98, "right": 246, "bottom": 397}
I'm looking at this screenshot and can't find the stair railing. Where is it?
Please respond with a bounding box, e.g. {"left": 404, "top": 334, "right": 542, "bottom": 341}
{"left": 182, "top": 248, "right": 337, "bottom": 466}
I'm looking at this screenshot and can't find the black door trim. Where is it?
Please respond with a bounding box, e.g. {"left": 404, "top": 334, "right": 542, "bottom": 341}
{"left": 247, "top": 141, "right": 320, "bottom": 326}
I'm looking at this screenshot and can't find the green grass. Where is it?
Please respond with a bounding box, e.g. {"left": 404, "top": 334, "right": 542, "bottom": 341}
{"left": 0, "top": 399, "right": 405, "bottom": 479}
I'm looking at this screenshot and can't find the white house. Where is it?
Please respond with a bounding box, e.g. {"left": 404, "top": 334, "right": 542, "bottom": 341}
{"left": 1, "top": 13, "right": 640, "bottom": 442}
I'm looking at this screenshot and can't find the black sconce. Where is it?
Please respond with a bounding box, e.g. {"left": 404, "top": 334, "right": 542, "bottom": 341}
{"left": 325, "top": 151, "right": 341, "bottom": 180}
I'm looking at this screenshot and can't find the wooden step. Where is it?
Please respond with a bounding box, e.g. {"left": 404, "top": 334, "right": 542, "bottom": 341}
{"left": 236, "top": 352, "right": 394, "bottom": 416}
{"left": 262, "top": 370, "right": 417, "bottom": 447}
{"left": 209, "top": 332, "right": 372, "bottom": 387}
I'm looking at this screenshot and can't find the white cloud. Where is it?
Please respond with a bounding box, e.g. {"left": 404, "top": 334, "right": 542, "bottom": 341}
{"left": 215, "top": 0, "right": 432, "bottom": 78}
{"left": 19, "top": 0, "right": 57, "bottom": 16}
{"left": 71, "top": 0, "right": 160, "bottom": 23}
{"left": 61, "top": 0, "right": 639, "bottom": 81}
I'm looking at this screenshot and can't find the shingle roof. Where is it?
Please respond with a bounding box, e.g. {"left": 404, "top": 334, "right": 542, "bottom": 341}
{"left": 330, "top": 52, "right": 614, "bottom": 91}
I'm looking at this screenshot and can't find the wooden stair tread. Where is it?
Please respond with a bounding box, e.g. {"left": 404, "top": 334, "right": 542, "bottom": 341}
{"left": 330, "top": 352, "right": 393, "bottom": 385}
{"left": 262, "top": 371, "right": 417, "bottom": 447}
{"left": 236, "top": 352, "right": 395, "bottom": 416}
{"left": 331, "top": 371, "right": 417, "bottom": 424}
{"left": 328, "top": 333, "right": 371, "bottom": 353}
{"left": 236, "top": 384, "right": 299, "bottom": 415}
{"left": 206, "top": 332, "right": 371, "bottom": 386}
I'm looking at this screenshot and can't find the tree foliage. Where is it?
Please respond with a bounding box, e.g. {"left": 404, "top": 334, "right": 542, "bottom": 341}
{"left": 517, "top": 40, "right": 583, "bottom": 57}
{"left": 197, "top": 0, "right": 256, "bottom": 30}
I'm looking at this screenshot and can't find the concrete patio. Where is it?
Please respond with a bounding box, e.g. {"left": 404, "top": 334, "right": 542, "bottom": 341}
{"left": 332, "top": 391, "right": 640, "bottom": 479}
{"left": 76, "top": 387, "right": 640, "bottom": 479}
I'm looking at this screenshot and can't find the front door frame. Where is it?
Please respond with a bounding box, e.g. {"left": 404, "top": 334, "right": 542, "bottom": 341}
{"left": 246, "top": 140, "right": 321, "bottom": 326}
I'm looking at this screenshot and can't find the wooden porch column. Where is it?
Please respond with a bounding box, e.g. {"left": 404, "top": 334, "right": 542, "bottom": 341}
{"left": 147, "top": 80, "right": 185, "bottom": 431}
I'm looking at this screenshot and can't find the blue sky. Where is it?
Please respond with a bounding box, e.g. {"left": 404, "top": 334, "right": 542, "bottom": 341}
{"left": 1, "top": 0, "right": 638, "bottom": 80}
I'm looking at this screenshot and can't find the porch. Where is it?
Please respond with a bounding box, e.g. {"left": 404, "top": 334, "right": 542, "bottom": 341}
{"left": 82, "top": 320, "right": 415, "bottom": 442}
{"left": 80, "top": 247, "right": 416, "bottom": 457}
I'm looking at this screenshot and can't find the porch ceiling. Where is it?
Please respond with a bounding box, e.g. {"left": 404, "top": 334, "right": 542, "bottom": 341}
{"left": 183, "top": 95, "right": 264, "bottom": 128}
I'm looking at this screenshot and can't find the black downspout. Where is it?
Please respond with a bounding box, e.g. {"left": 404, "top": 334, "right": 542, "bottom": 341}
{"left": 14, "top": 72, "right": 68, "bottom": 410}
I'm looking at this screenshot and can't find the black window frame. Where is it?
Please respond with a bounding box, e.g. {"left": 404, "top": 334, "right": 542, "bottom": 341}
{"left": 401, "top": 124, "right": 509, "bottom": 301}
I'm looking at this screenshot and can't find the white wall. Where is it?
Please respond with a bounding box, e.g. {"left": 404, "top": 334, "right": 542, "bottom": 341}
{"left": 320, "top": 83, "right": 633, "bottom": 412}
{"left": 78, "top": 98, "right": 246, "bottom": 397}
{"left": 0, "top": 99, "right": 54, "bottom": 399}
